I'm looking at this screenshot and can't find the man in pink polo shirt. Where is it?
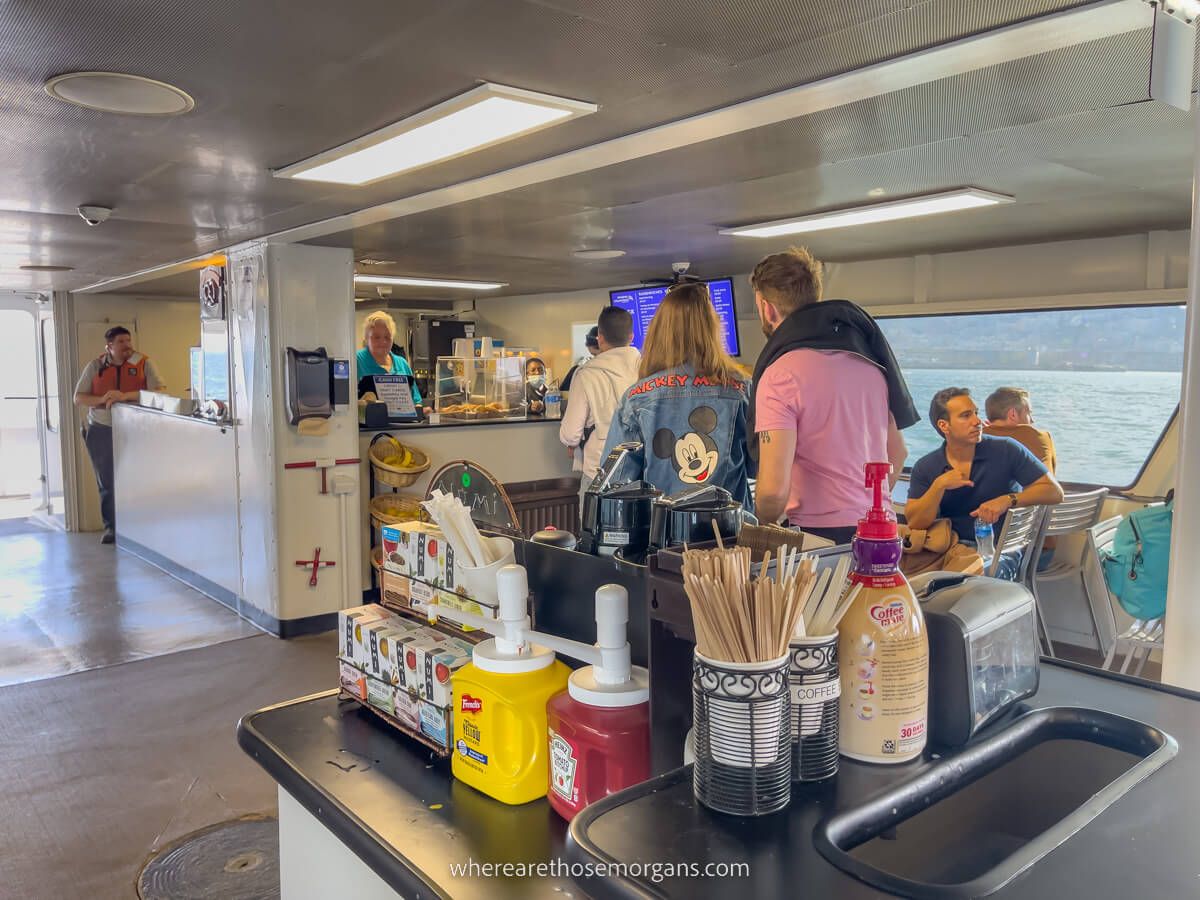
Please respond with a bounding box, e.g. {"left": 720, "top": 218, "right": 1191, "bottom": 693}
{"left": 749, "top": 248, "right": 914, "bottom": 544}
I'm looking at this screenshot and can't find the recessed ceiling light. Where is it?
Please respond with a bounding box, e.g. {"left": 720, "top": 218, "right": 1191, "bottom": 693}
{"left": 44, "top": 72, "right": 194, "bottom": 116}
{"left": 358, "top": 257, "right": 398, "bottom": 266}
{"left": 354, "top": 274, "right": 507, "bottom": 291}
{"left": 573, "top": 249, "right": 626, "bottom": 260}
{"left": 719, "top": 188, "right": 1014, "bottom": 238}
{"left": 20, "top": 264, "right": 74, "bottom": 272}
{"left": 868, "top": 187, "right": 887, "bottom": 197}
{"left": 276, "top": 83, "right": 597, "bottom": 186}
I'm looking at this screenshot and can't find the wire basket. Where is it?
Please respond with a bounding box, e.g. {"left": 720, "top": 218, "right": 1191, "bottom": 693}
{"left": 789, "top": 632, "right": 840, "bottom": 782}
{"left": 692, "top": 651, "right": 791, "bottom": 816}
{"left": 369, "top": 434, "right": 431, "bottom": 488}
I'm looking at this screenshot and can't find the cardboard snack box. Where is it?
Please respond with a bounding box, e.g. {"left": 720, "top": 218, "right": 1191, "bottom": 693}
{"left": 381, "top": 522, "right": 459, "bottom": 592}
{"left": 339, "top": 660, "right": 368, "bottom": 701}
{"left": 419, "top": 698, "right": 452, "bottom": 750}
{"left": 412, "top": 640, "right": 471, "bottom": 708}
{"left": 339, "top": 605, "right": 391, "bottom": 668}
{"left": 366, "top": 676, "right": 396, "bottom": 717}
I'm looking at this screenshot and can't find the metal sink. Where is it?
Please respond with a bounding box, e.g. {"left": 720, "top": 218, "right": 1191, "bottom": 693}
{"left": 814, "top": 706, "right": 1177, "bottom": 898}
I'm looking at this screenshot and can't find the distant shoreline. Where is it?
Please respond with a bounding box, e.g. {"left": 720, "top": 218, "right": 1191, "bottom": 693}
{"left": 902, "top": 366, "right": 1179, "bottom": 375}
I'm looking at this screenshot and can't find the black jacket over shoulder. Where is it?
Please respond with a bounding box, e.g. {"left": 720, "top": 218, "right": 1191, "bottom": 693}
{"left": 747, "top": 299, "right": 919, "bottom": 460}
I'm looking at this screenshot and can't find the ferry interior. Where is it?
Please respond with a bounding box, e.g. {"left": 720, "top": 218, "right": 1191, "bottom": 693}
{"left": 0, "top": 0, "right": 1197, "bottom": 897}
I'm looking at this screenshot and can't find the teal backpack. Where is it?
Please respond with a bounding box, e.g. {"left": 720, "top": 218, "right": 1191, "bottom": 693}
{"left": 1102, "top": 498, "right": 1173, "bottom": 621}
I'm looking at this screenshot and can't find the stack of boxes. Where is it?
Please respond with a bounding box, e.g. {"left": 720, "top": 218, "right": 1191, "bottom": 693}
{"left": 337, "top": 603, "right": 474, "bottom": 751}
{"left": 379, "top": 521, "right": 491, "bottom": 630}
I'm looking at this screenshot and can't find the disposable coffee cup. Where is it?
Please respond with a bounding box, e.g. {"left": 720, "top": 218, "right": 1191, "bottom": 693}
{"left": 694, "top": 651, "right": 789, "bottom": 768}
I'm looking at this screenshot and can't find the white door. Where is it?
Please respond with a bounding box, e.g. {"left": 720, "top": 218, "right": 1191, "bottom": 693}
{"left": 0, "top": 295, "right": 49, "bottom": 520}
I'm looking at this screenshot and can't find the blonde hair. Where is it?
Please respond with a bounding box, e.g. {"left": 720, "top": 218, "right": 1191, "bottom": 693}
{"left": 362, "top": 310, "right": 397, "bottom": 347}
{"left": 749, "top": 246, "right": 823, "bottom": 314}
{"left": 638, "top": 283, "right": 744, "bottom": 384}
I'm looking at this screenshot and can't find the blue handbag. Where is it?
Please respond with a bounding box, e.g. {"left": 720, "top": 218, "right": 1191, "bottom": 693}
{"left": 1102, "top": 499, "right": 1173, "bottom": 620}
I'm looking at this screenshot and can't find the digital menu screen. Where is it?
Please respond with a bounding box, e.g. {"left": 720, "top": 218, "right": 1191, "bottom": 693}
{"left": 608, "top": 277, "right": 741, "bottom": 356}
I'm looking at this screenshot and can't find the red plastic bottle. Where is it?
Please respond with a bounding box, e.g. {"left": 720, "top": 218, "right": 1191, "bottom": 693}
{"left": 546, "top": 675, "right": 650, "bottom": 820}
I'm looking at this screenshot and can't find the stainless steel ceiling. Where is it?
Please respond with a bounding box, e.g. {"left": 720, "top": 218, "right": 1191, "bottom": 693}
{"left": 0, "top": 0, "right": 1187, "bottom": 297}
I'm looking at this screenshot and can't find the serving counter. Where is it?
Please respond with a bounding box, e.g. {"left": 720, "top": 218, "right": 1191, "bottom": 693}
{"left": 112, "top": 404, "right": 243, "bottom": 610}
{"left": 239, "top": 661, "right": 1199, "bottom": 899}
{"left": 358, "top": 418, "right": 577, "bottom": 591}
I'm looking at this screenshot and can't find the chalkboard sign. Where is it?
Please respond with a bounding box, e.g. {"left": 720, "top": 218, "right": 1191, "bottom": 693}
{"left": 425, "top": 460, "right": 522, "bottom": 537}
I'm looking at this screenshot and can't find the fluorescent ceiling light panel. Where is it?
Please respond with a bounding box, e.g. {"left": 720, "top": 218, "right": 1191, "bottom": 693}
{"left": 721, "top": 189, "right": 1014, "bottom": 238}
{"left": 354, "top": 274, "right": 507, "bottom": 290}
{"left": 277, "top": 83, "right": 596, "bottom": 185}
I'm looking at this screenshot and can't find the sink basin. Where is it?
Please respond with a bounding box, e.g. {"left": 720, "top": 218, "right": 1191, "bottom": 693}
{"left": 814, "top": 706, "right": 1177, "bottom": 898}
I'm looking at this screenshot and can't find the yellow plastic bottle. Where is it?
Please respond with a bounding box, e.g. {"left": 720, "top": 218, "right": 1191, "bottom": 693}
{"left": 452, "top": 641, "right": 570, "bottom": 804}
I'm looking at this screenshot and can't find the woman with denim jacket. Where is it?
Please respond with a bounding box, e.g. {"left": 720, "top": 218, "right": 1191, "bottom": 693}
{"left": 599, "top": 282, "right": 754, "bottom": 507}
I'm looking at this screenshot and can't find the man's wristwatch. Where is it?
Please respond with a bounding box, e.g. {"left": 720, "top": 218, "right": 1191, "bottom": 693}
{"left": 1008, "top": 492, "right": 1020, "bottom": 508}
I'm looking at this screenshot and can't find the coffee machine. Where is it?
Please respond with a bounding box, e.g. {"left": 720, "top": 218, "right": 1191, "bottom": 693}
{"left": 578, "top": 443, "right": 661, "bottom": 557}
{"left": 648, "top": 484, "right": 754, "bottom": 551}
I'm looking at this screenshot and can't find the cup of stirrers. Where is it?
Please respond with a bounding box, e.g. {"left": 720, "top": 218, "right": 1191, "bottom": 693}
{"left": 682, "top": 538, "right": 860, "bottom": 664}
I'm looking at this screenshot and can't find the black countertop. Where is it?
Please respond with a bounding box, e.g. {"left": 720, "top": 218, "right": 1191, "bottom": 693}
{"left": 239, "top": 662, "right": 1199, "bottom": 899}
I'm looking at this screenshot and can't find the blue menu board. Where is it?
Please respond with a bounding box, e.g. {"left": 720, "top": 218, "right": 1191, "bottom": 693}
{"left": 609, "top": 277, "right": 741, "bottom": 356}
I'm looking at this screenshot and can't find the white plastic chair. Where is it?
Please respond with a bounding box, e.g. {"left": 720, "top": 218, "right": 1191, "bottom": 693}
{"left": 1027, "top": 488, "right": 1110, "bottom": 659}
{"left": 988, "top": 505, "right": 1049, "bottom": 647}
{"left": 1088, "top": 513, "right": 1166, "bottom": 676}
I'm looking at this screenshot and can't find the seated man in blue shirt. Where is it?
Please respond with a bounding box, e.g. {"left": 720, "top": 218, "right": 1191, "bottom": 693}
{"left": 906, "top": 387, "right": 1063, "bottom": 578}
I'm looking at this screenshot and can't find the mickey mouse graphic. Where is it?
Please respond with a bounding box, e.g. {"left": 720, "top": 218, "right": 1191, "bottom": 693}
{"left": 653, "top": 406, "right": 721, "bottom": 485}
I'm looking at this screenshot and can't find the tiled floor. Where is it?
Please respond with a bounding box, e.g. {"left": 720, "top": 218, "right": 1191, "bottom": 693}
{"left": 0, "top": 522, "right": 259, "bottom": 688}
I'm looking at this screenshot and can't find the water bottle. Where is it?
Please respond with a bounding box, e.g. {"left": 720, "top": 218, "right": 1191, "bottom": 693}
{"left": 544, "top": 390, "right": 562, "bottom": 419}
{"left": 974, "top": 518, "right": 995, "bottom": 568}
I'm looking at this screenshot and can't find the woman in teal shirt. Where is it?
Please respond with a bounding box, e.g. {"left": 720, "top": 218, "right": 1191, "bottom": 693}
{"left": 357, "top": 310, "right": 422, "bottom": 407}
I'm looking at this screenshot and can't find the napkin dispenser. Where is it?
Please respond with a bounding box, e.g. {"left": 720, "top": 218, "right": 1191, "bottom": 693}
{"left": 912, "top": 572, "right": 1040, "bottom": 747}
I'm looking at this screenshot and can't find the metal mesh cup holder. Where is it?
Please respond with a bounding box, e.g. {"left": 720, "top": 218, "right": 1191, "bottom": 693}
{"left": 692, "top": 651, "right": 791, "bottom": 816}
{"left": 789, "top": 633, "right": 840, "bottom": 782}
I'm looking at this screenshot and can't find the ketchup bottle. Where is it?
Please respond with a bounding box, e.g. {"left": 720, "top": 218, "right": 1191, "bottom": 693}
{"left": 545, "top": 585, "right": 650, "bottom": 820}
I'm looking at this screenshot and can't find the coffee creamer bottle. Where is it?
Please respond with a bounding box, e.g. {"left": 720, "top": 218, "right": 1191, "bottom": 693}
{"left": 838, "top": 462, "right": 928, "bottom": 763}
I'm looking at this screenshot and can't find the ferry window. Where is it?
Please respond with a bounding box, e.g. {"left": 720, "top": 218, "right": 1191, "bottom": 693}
{"left": 878, "top": 305, "right": 1184, "bottom": 487}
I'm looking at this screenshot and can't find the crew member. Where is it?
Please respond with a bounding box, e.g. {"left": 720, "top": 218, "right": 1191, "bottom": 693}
{"left": 560, "top": 326, "right": 599, "bottom": 393}
{"left": 356, "top": 311, "right": 422, "bottom": 408}
{"left": 749, "top": 247, "right": 914, "bottom": 544}
{"left": 525, "top": 356, "right": 549, "bottom": 415}
{"left": 73, "top": 326, "right": 165, "bottom": 544}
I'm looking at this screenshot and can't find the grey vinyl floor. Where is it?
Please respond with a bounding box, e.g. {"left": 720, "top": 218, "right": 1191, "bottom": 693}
{"left": 0, "top": 523, "right": 260, "bottom": 688}
{"left": 0, "top": 523, "right": 336, "bottom": 899}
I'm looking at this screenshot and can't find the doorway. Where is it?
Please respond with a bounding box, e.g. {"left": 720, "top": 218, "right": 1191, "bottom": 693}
{"left": 0, "top": 295, "right": 63, "bottom": 526}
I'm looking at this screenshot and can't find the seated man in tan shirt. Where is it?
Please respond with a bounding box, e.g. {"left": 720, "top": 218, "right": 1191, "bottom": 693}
{"left": 983, "top": 387, "right": 1056, "bottom": 472}
{"left": 984, "top": 386, "right": 1059, "bottom": 568}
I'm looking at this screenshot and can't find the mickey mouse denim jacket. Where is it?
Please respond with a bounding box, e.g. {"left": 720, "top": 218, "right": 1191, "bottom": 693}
{"left": 599, "top": 365, "right": 754, "bottom": 508}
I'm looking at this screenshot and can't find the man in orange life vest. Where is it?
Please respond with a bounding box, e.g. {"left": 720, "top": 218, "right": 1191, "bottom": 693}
{"left": 73, "top": 326, "right": 164, "bottom": 544}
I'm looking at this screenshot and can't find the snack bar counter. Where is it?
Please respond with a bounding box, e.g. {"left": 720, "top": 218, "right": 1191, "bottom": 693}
{"left": 357, "top": 419, "right": 576, "bottom": 592}
{"left": 240, "top": 660, "right": 1200, "bottom": 899}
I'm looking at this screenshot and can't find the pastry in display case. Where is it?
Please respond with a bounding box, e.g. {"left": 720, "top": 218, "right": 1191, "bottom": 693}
{"left": 434, "top": 356, "right": 526, "bottom": 419}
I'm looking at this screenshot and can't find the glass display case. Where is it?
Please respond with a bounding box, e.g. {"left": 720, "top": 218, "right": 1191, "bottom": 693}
{"left": 434, "top": 356, "right": 526, "bottom": 419}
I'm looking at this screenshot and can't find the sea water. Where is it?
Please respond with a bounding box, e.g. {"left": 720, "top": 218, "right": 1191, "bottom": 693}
{"left": 899, "top": 369, "right": 1181, "bottom": 486}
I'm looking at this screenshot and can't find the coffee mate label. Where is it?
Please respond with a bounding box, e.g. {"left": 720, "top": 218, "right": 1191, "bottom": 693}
{"left": 868, "top": 599, "right": 909, "bottom": 634}
{"left": 548, "top": 730, "right": 578, "bottom": 803}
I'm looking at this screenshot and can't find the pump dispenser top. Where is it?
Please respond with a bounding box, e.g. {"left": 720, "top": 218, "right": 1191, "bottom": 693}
{"left": 857, "top": 461, "right": 897, "bottom": 541}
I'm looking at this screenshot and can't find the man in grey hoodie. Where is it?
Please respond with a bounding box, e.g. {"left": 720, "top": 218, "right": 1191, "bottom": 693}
{"left": 559, "top": 306, "right": 642, "bottom": 498}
